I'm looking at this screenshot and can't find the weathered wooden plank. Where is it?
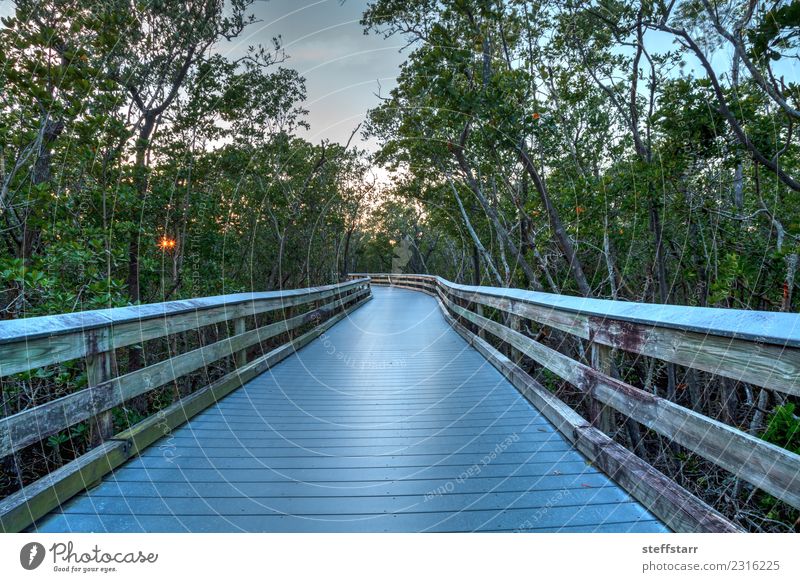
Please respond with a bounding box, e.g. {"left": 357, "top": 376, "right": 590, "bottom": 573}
{"left": 590, "top": 343, "right": 615, "bottom": 435}
{"left": 234, "top": 318, "right": 247, "bottom": 368}
{"left": 0, "top": 289, "right": 369, "bottom": 458}
{"left": 509, "top": 313, "right": 522, "bottom": 363}
{"left": 128, "top": 448, "right": 574, "bottom": 467}
{"left": 78, "top": 473, "right": 611, "bottom": 499}
{"left": 0, "top": 278, "right": 369, "bottom": 345}
{"left": 0, "top": 293, "right": 372, "bottom": 533}
{"left": 35, "top": 507, "right": 664, "bottom": 533}
{"left": 432, "top": 276, "right": 800, "bottom": 347}
{"left": 590, "top": 320, "right": 800, "bottom": 398}
{"left": 86, "top": 333, "right": 115, "bottom": 447}
{"left": 436, "top": 295, "right": 740, "bottom": 533}
{"left": 475, "top": 303, "right": 486, "bottom": 340}
{"left": 441, "top": 292, "right": 800, "bottom": 509}
{"left": 0, "top": 440, "right": 130, "bottom": 533}
{"left": 0, "top": 278, "right": 368, "bottom": 377}
{"left": 63, "top": 487, "right": 635, "bottom": 517}
{"left": 442, "top": 281, "right": 800, "bottom": 396}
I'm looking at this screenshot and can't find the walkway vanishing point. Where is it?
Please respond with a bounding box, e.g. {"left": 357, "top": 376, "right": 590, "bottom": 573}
{"left": 1, "top": 275, "right": 799, "bottom": 532}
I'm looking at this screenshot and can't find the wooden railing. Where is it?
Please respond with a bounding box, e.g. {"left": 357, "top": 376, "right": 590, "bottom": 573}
{"left": 0, "top": 278, "right": 372, "bottom": 532}
{"left": 350, "top": 273, "right": 800, "bottom": 533}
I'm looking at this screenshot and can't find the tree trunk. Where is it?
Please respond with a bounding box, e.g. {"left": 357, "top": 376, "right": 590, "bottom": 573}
{"left": 517, "top": 144, "right": 592, "bottom": 296}
{"left": 443, "top": 169, "right": 504, "bottom": 286}
{"left": 128, "top": 113, "right": 157, "bottom": 306}
{"left": 451, "top": 146, "right": 543, "bottom": 290}
{"left": 341, "top": 226, "right": 355, "bottom": 281}
{"left": 472, "top": 244, "right": 481, "bottom": 286}
{"left": 126, "top": 113, "right": 157, "bottom": 412}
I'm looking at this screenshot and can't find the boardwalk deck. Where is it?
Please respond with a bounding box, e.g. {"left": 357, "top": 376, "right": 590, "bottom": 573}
{"left": 32, "top": 286, "right": 666, "bottom": 532}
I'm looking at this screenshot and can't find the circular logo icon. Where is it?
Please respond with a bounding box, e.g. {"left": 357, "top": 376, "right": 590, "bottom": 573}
{"left": 20, "top": 542, "right": 46, "bottom": 570}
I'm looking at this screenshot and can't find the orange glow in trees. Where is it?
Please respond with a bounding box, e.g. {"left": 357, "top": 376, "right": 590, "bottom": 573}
{"left": 158, "top": 236, "right": 176, "bottom": 251}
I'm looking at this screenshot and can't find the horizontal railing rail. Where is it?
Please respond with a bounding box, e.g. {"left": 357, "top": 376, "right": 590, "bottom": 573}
{"left": 0, "top": 278, "right": 372, "bottom": 532}
{"left": 351, "top": 274, "right": 800, "bottom": 395}
{"left": 351, "top": 273, "right": 800, "bottom": 532}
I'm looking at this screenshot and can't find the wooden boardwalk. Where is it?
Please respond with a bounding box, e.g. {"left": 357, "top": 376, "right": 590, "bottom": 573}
{"left": 33, "top": 286, "right": 666, "bottom": 532}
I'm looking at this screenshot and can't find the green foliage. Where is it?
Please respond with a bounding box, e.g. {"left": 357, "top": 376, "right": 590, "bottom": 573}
{"left": 69, "top": 423, "right": 88, "bottom": 442}
{"left": 708, "top": 253, "right": 743, "bottom": 306}
{"left": 0, "top": 258, "right": 49, "bottom": 289}
{"left": 46, "top": 432, "right": 69, "bottom": 450}
{"left": 761, "top": 404, "right": 800, "bottom": 455}
{"left": 742, "top": 406, "right": 800, "bottom": 528}
{"left": 748, "top": 2, "right": 800, "bottom": 61}
{"left": 0, "top": 0, "right": 370, "bottom": 319}
{"left": 112, "top": 407, "right": 147, "bottom": 433}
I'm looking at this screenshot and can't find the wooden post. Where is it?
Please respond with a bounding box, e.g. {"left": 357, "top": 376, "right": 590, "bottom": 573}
{"left": 234, "top": 317, "right": 247, "bottom": 368}
{"left": 168, "top": 333, "right": 179, "bottom": 399}
{"left": 87, "top": 338, "right": 115, "bottom": 447}
{"left": 285, "top": 305, "right": 295, "bottom": 341}
{"left": 314, "top": 295, "right": 327, "bottom": 323}
{"left": 509, "top": 314, "right": 522, "bottom": 364}
{"left": 476, "top": 303, "right": 486, "bottom": 340}
{"left": 590, "top": 343, "right": 615, "bottom": 435}
{"left": 311, "top": 298, "right": 320, "bottom": 322}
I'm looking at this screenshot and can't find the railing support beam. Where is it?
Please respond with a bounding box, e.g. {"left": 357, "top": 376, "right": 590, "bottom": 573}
{"left": 509, "top": 314, "right": 522, "bottom": 364}
{"left": 234, "top": 317, "right": 247, "bottom": 368}
{"left": 475, "top": 303, "right": 486, "bottom": 340}
{"left": 87, "top": 336, "right": 115, "bottom": 447}
{"left": 590, "top": 343, "right": 615, "bottom": 435}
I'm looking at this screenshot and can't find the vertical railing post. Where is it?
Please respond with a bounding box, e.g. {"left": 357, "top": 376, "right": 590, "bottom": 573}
{"left": 590, "top": 342, "right": 615, "bottom": 435}
{"left": 475, "top": 302, "right": 486, "bottom": 340}
{"left": 87, "top": 333, "right": 115, "bottom": 447}
{"left": 234, "top": 317, "right": 247, "bottom": 368}
{"left": 509, "top": 314, "right": 522, "bottom": 364}
{"left": 309, "top": 294, "right": 319, "bottom": 325}
{"left": 333, "top": 288, "right": 342, "bottom": 315}
{"left": 285, "top": 304, "right": 295, "bottom": 341}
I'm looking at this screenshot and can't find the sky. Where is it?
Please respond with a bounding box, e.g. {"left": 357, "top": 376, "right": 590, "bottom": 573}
{"left": 0, "top": 0, "right": 406, "bottom": 150}
{"left": 215, "top": 0, "right": 406, "bottom": 150}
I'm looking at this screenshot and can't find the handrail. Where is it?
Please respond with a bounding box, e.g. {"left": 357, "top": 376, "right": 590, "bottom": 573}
{"left": 0, "top": 282, "right": 365, "bottom": 342}
{"left": 349, "top": 273, "right": 800, "bottom": 396}
{"left": 0, "top": 278, "right": 370, "bottom": 377}
{"left": 351, "top": 273, "right": 800, "bottom": 345}
{"left": 0, "top": 278, "right": 372, "bottom": 532}
{"left": 352, "top": 273, "right": 800, "bottom": 531}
